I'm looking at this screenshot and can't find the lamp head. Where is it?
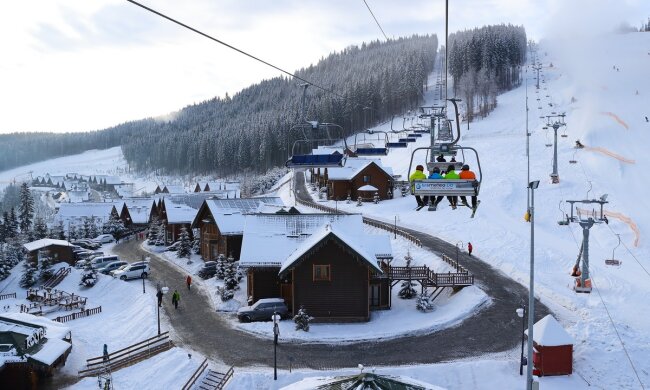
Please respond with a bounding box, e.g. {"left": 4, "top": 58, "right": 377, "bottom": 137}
{"left": 529, "top": 180, "right": 540, "bottom": 190}
{"left": 516, "top": 308, "right": 524, "bottom": 318}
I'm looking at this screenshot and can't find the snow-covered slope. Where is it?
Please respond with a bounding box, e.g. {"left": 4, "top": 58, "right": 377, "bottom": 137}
{"left": 309, "top": 31, "right": 650, "bottom": 388}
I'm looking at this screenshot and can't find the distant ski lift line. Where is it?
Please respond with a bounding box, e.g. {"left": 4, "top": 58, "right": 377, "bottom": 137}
{"left": 126, "top": 0, "right": 383, "bottom": 115}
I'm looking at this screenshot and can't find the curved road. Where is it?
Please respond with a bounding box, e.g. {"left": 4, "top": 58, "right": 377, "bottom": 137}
{"left": 110, "top": 173, "right": 549, "bottom": 371}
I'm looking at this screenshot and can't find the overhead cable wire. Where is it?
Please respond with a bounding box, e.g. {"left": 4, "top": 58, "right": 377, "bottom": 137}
{"left": 126, "top": 0, "right": 379, "bottom": 114}
{"left": 361, "top": 0, "right": 389, "bottom": 41}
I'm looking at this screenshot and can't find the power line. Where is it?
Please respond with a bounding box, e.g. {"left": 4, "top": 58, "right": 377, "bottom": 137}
{"left": 361, "top": 0, "right": 389, "bottom": 41}
{"left": 125, "top": 0, "right": 377, "bottom": 113}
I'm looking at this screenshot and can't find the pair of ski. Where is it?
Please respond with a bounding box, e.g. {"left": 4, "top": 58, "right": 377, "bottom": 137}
{"left": 415, "top": 200, "right": 480, "bottom": 217}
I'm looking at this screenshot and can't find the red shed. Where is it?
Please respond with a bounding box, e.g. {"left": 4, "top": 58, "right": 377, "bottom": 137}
{"left": 524, "top": 314, "right": 574, "bottom": 376}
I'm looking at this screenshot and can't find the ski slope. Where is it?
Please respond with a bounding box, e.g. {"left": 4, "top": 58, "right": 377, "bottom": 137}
{"left": 304, "top": 31, "right": 650, "bottom": 389}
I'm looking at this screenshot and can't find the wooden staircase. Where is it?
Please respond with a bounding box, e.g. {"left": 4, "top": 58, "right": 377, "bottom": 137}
{"left": 42, "top": 267, "right": 71, "bottom": 289}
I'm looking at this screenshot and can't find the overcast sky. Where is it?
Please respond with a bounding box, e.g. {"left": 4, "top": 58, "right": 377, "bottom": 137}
{"left": 0, "top": 0, "right": 647, "bottom": 134}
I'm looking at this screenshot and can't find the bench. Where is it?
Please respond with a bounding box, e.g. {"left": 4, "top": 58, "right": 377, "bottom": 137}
{"left": 412, "top": 179, "right": 479, "bottom": 196}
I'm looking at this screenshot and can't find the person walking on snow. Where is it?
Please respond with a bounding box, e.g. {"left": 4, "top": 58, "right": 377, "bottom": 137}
{"left": 468, "top": 242, "right": 473, "bottom": 256}
{"left": 186, "top": 275, "right": 192, "bottom": 291}
{"left": 103, "top": 344, "right": 109, "bottom": 362}
{"left": 172, "top": 290, "right": 180, "bottom": 309}
{"left": 156, "top": 289, "right": 163, "bottom": 307}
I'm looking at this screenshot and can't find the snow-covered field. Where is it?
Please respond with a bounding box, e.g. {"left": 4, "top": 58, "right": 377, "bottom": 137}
{"left": 0, "top": 31, "right": 647, "bottom": 390}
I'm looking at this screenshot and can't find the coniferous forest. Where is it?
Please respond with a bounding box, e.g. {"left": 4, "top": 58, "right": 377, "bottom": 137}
{"left": 448, "top": 24, "right": 527, "bottom": 121}
{"left": 0, "top": 35, "right": 437, "bottom": 175}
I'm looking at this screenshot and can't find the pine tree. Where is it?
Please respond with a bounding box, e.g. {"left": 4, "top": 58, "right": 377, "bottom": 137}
{"left": 7, "top": 208, "right": 18, "bottom": 238}
{"left": 293, "top": 306, "right": 314, "bottom": 331}
{"left": 68, "top": 223, "right": 79, "bottom": 240}
{"left": 224, "top": 256, "right": 239, "bottom": 290}
{"left": 102, "top": 213, "right": 125, "bottom": 240}
{"left": 416, "top": 291, "right": 434, "bottom": 312}
{"left": 177, "top": 227, "right": 192, "bottom": 260}
{"left": 192, "top": 236, "right": 201, "bottom": 254}
{"left": 0, "top": 217, "right": 6, "bottom": 243}
{"left": 147, "top": 218, "right": 159, "bottom": 245}
{"left": 20, "top": 260, "right": 38, "bottom": 288}
{"left": 88, "top": 218, "right": 99, "bottom": 239}
{"left": 215, "top": 254, "right": 226, "bottom": 279}
{"left": 38, "top": 250, "right": 54, "bottom": 281}
{"left": 33, "top": 217, "right": 48, "bottom": 240}
{"left": 155, "top": 223, "right": 166, "bottom": 246}
{"left": 399, "top": 251, "right": 417, "bottom": 299}
{"left": 50, "top": 221, "right": 67, "bottom": 241}
{"left": 18, "top": 183, "right": 34, "bottom": 233}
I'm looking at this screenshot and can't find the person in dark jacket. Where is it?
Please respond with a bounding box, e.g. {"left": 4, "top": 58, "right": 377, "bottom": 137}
{"left": 156, "top": 290, "right": 163, "bottom": 307}
{"left": 103, "top": 344, "right": 109, "bottom": 362}
{"left": 436, "top": 154, "right": 446, "bottom": 162}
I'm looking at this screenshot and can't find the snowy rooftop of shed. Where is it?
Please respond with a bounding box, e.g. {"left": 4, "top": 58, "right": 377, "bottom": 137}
{"left": 56, "top": 202, "right": 119, "bottom": 218}
{"left": 164, "top": 201, "right": 198, "bottom": 224}
{"left": 324, "top": 158, "right": 393, "bottom": 181}
{"left": 24, "top": 239, "right": 74, "bottom": 252}
{"left": 524, "top": 314, "right": 574, "bottom": 346}
{"left": 0, "top": 313, "right": 70, "bottom": 341}
{"left": 239, "top": 214, "right": 392, "bottom": 269}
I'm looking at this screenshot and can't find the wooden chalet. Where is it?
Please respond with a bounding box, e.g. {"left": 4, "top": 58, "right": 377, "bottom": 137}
{"left": 191, "top": 197, "right": 285, "bottom": 261}
{"left": 23, "top": 239, "right": 76, "bottom": 265}
{"left": 119, "top": 198, "right": 154, "bottom": 229}
{"left": 239, "top": 213, "right": 393, "bottom": 322}
{"left": 310, "top": 158, "right": 394, "bottom": 201}
{"left": 55, "top": 202, "right": 121, "bottom": 230}
{"left": 0, "top": 313, "right": 72, "bottom": 388}
{"left": 155, "top": 199, "right": 196, "bottom": 244}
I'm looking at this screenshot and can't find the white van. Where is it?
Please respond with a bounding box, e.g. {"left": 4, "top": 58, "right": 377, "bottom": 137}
{"left": 91, "top": 255, "right": 120, "bottom": 269}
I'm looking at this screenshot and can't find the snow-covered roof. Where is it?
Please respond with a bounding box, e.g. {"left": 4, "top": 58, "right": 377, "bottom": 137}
{"left": 24, "top": 239, "right": 74, "bottom": 252}
{"left": 168, "top": 193, "right": 224, "bottom": 210}
{"left": 67, "top": 190, "right": 89, "bottom": 203}
{"left": 121, "top": 199, "right": 153, "bottom": 224}
{"left": 56, "top": 202, "right": 119, "bottom": 219}
{"left": 0, "top": 313, "right": 70, "bottom": 341}
{"left": 205, "top": 197, "right": 284, "bottom": 215}
{"left": 358, "top": 184, "right": 378, "bottom": 191}
{"left": 164, "top": 201, "right": 197, "bottom": 224}
{"left": 30, "top": 337, "right": 71, "bottom": 366}
{"left": 163, "top": 185, "right": 186, "bottom": 194}
{"left": 279, "top": 225, "right": 384, "bottom": 274}
{"left": 239, "top": 214, "right": 392, "bottom": 270}
{"left": 324, "top": 158, "right": 393, "bottom": 181}
{"left": 524, "top": 314, "right": 574, "bottom": 346}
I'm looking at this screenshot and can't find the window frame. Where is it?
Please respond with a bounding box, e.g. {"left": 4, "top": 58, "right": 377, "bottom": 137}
{"left": 312, "top": 264, "right": 331, "bottom": 281}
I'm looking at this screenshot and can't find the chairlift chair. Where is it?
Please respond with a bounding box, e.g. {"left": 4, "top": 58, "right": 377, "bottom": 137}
{"left": 353, "top": 131, "right": 389, "bottom": 156}
{"left": 605, "top": 235, "right": 622, "bottom": 266}
{"left": 286, "top": 122, "right": 348, "bottom": 168}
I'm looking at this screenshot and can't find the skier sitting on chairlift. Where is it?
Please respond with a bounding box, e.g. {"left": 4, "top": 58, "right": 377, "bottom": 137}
{"left": 575, "top": 140, "right": 584, "bottom": 149}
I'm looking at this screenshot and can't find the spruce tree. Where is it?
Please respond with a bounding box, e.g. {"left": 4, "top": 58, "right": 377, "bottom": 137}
{"left": 177, "top": 227, "right": 192, "bottom": 260}
{"left": 88, "top": 218, "right": 99, "bottom": 239}
{"left": 33, "top": 217, "right": 48, "bottom": 240}
{"left": 18, "top": 183, "right": 34, "bottom": 233}
{"left": 20, "top": 259, "right": 38, "bottom": 288}
{"left": 293, "top": 306, "right": 313, "bottom": 331}
{"left": 147, "top": 217, "right": 159, "bottom": 244}
{"left": 8, "top": 208, "right": 18, "bottom": 238}
{"left": 38, "top": 250, "right": 54, "bottom": 281}
{"left": 192, "top": 236, "right": 200, "bottom": 254}
{"left": 224, "top": 256, "right": 239, "bottom": 290}
{"left": 68, "top": 224, "right": 79, "bottom": 240}
{"left": 215, "top": 254, "right": 226, "bottom": 279}
{"left": 155, "top": 223, "right": 166, "bottom": 246}
{"left": 102, "top": 213, "right": 125, "bottom": 240}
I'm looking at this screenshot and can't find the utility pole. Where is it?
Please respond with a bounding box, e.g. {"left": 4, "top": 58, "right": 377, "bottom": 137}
{"left": 532, "top": 65, "right": 542, "bottom": 90}
{"left": 527, "top": 180, "right": 540, "bottom": 390}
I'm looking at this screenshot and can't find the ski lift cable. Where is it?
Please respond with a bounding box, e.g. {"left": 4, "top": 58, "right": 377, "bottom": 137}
{"left": 606, "top": 223, "right": 650, "bottom": 279}
{"left": 361, "top": 0, "right": 389, "bottom": 41}
{"left": 126, "top": 0, "right": 383, "bottom": 115}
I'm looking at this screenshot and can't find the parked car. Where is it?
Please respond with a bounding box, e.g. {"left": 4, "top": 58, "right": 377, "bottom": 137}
{"left": 93, "top": 234, "right": 115, "bottom": 244}
{"left": 72, "top": 239, "right": 101, "bottom": 250}
{"left": 90, "top": 255, "right": 120, "bottom": 269}
{"left": 198, "top": 261, "right": 217, "bottom": 279}
{"left": 237, "top": 298, "right": 289, "bottom": 323}
{"left": 96, "top": 260, "right": 128, "bottom": 275}
{"left": 166, "top": 241, "right": 180, "bottom": 251}
{"left": 112, "top": 263, "right": 150, "bottom": 280}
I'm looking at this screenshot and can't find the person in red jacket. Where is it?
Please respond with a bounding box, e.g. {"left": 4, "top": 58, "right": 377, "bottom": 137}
{"left": 468, "top": 242, "right": 473, "bottom": 256}
{"left": 186, "top": 275, "right": 192, "bottom": 291}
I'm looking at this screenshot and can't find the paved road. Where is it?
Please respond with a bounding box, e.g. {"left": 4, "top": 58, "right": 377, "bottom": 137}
{"left": 106, "top": 172, "right": 549, "bottom": 371}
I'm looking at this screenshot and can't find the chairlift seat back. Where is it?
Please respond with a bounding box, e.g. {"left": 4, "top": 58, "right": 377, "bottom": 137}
{"left": 399, "top": 138, "right": 417, "bottom": 143}
{"left": 387, "top": 142, "right": 407, "bottom": 148}
{"left": 605, "top": 259, "right": 621, "bottom": 266}
{"left": 407, "top": 133, "right": 423, "bottom": 138}
{"left": 411, "top": 179, "right": 479, "bottom": 196}
{"left": 286, "top": 153, "right": 345, "bottom": 168}
{"left": 355, "top": 148, "right": 388, "bottom": 156}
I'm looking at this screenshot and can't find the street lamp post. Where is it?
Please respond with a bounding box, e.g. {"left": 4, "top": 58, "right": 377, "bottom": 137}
{"left": 272, "top": 311, "right": 281, "bottom": 381}
{"left": 516, "top": 306, "right": 527, "bottom": 375}
{"left": 456, "top": 242, "right": 463, "bottom": 272}
{"left": 527, "top": 180, "right": 540, "bottom": 390}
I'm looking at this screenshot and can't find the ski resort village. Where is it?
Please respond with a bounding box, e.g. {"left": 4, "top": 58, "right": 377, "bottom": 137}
{"left": 1, "top": 1, "right": 649, "bottom": 389}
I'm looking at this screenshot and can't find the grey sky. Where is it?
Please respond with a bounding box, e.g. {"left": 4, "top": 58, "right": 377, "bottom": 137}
{"left": 0, "top": 0, "right": 646, "bottom": 133}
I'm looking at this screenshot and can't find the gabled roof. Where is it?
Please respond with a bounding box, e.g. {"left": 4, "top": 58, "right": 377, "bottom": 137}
{"left": 121, "top": 198, "right": 154, "bottom": 224}
{"left": 324, "top": 158, "right": 393, "bottom": 181}
{"left": 163, "top": 185, "right": 186, "bottom": 194}
{"left": 279, "top": 226, "right": 384, "bottom": 274}
{"left": 168, "top": 193, "right": 224, "bottom": 210}
{"left": 524, "top": 314, "right": 574, "bottom": 346}
{"left": 24, "top": 239, "right": 74, "bottom": 252}
{"left": 193, "top": 197, "right": 285, "bottom": 232}
{"left": 239, "top": 213, "right": 392, "bottom": 271}
{"left": 56, "top": 202, "right": 120, "bottom": 220}
{"left": 164, "top": 201, "right": 197, "bottom": 224}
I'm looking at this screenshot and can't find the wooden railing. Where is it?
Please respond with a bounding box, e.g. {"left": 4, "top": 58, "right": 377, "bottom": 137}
{"left": 0, "top": 292, "right": 16, "bottom": 300}
{"left": 78, "top": 332, "right": 173, "bottom": 377}
{"left": 182, "top": 358, "right": 208, "bottom": 390}
{"left": 441, "top": 254, "right": 468, "bottom": 273}
{"left": 216, "top": 367, "right": 234, "bottom": 390}
{"left": 387, "top": 266, "right": 474, "bottom": 288}
{"left": 55, "top": 306, "right": 102, "bottom": 323}
{"left": 42, "top": 267, "right": 71, "bottom": 289}
{"left": 295, "top": 196, "right": 422, "bottom": 247}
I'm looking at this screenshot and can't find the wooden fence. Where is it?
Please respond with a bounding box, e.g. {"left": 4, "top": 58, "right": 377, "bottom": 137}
{"left": 441, "top": 254, "right": 468, "bottom": 273}
{"left": 78, "top": 332, "right": 173, "bottom": 377}
{"left": 0, "top": 292, "right": 16, "bottom": 300}
{"left": 182, "top": 358, "right": 208, "bottom": 390}
{"left": 55, "top": 306, "right": 102, "bottom": 323}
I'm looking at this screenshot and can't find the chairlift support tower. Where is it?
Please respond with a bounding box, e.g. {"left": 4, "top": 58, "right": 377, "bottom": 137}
{"left": 561, "top": 197, "right": 609, "bottom": 293}
{"left": 546, "top": 113, "right": 566, "bottom": 184}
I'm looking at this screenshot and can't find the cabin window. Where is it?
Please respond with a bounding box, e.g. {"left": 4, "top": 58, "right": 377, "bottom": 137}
{"left": 313, "top": 265, "right": 331, "bottom": 281}
{"left": 363, "top": 175, "right": 371, "bottom": 183}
